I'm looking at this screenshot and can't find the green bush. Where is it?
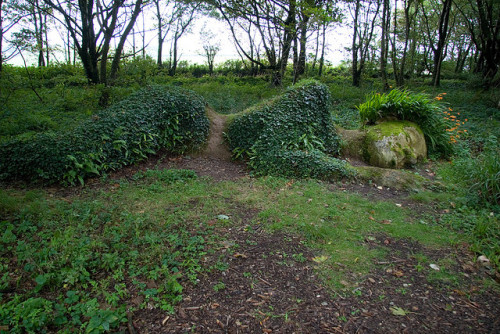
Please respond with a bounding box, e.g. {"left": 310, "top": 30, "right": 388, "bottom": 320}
{"left": 0, "top": 85, "right": 209, "bottom": 184}
{"left": 357, "top": 89, "right": 456, "bottom": 157}
{"left": 445, "top": 136, "right": 500, "bottom": 207}
{"left": 227, "top": 80, "right": 353, "bottom": 180}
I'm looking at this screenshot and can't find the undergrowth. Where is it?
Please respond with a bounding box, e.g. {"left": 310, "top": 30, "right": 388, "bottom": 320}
{"left": 357, "top": 89, "right": 460, "bottom": 157}
{"left": 0, "top": 85, "right": 209, "bottom": 185}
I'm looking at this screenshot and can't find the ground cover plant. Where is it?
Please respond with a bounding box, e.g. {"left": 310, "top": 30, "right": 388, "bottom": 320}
{"left": 0, "top": 85, "right": 209, "bottom": 185}
{"left": 227, "top": 80, "right": 353, "bottom": 180}
{"left": 1, "top": 167, "right": 498, "bottom": 333}
{"left": 0, "top": 65, "right": 498, "bottom": 332}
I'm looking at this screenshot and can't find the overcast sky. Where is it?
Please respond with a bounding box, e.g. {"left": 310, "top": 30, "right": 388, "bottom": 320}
{"left": 7, "top": 7, "right": 353, "bottom": 68}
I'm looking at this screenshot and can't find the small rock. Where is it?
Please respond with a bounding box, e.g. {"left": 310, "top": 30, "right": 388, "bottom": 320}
{"left": 321, "top": 302, "right": 328, "bottom": 306}
{"left": 477, "top": 255, "right": 490, "bottom": 267}
{"left": 395, "top": 203, "right": 402, "bottom": 207}
{"left": 377, "top": 186, "right": 383, "bottom": 190}
{"left": 368, "top": 277, "right": 376, "bottom": 283}
{"left": 430, "top": 264, "right": 440, "bottom": 271}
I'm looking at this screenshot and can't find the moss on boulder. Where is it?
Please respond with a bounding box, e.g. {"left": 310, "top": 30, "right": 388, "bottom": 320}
{"left": 363, "top": 121, "right": 427, "bottom": 169}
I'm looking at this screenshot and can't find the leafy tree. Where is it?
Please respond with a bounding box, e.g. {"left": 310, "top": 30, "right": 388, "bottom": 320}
{"left": 199, "top": 25, "right": 220, "bottom": 76}
{"left": 348, "top": 0, "right": 381, "bottom": 87}
{"left": 420, "top": 0, "right": 453, "bottom": 86}
{"left": 455, "top": 0, "right": 500, "bottom": 87}
{"left": 210, "top": 0, "right": 298, "bottom": 86}
{"left": 42, "top": 0, "right": 144, "bottom": 85}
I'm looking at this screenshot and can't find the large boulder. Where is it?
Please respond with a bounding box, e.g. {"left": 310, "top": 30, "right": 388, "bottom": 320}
{"left": 363, "top": 121, "right": 427, "bottom": 169}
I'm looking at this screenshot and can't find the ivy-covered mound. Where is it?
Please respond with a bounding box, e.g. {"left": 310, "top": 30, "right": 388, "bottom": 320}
{"left": 0, "top": 85, "right": 209, "bottom": 184}
{"left": 227, "top": 80, "right": 353, "bottom": 179}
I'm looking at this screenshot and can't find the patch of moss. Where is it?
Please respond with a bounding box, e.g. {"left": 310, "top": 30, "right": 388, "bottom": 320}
{"left": 363, "top": 121, "right": 427, "bottom": 169}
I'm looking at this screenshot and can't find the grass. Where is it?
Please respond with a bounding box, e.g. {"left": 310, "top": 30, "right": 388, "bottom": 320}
{"left": 1, "top": 72, "right": 499, "bottom": 331}
{"left": 0, "top": 166, "right": 496, "bottom": 331}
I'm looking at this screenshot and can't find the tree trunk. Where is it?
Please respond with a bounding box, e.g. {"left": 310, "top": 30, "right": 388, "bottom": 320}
{"left": 110, "top": 0, "right": 143, "bottom": 80}
{"left": 0, "top": 0, "right": 3, "bottom": 74}
{"left": 297, "top": 10, "right": 310, "bottom": 78}
{"left": 352, "top": 0, "right": 360, "bottom": 86}
{"left": 431, "top": 0, "right": 452, "bottom": 87}
{"left": 169, "top": 35, "right": 178, "bottom": 76}
{"left": 44, "top": 13, "right": 48, "bottom": 65}
{"left": 380, "top": 0, "right": 390, "bottom": 90}
{"left": 318, "top": 23, "right": 326, "bottom": 76}
{"left": 277, "top": 0, "right": 296, "bottom": 86}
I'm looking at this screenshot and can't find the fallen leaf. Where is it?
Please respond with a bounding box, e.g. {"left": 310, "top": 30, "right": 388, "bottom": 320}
{"left": 395, "top": 203, "right": 402, "bottom": 207}
{"left": 217, "top": 214, "right": 230, "bottom": 220}
{"left": 234, "top": 253, "right": 248, "bottom": 259}
{"left": 368, "top": 216, "right": 375, "bottom": 221}
{"left": 384, "top": 239, "right": 391, "bottom": 245}
{"left": 312, "top": 255, "right": 329, "bottom": 263}
{"left": 390, "top": 306, "right": 409, "bottom": 316}
{"left": 380, "top": 219, "right": 392, "bottom": 225}
{"left": 307, "top": 198, "right": 313, "bottom": 203}
{"left": 393, "top": 270, "right": 404, "bottom": 277}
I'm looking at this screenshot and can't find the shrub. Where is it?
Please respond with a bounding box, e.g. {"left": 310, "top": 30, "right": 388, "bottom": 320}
{"left": 227, "top": 79, "right": 353, "bottom": 180}
{"left": 357, "top": 89, "right": 457, "bottom": 157}
{"left": 445, "top": 136, "right": 500, "bottom": 207}
{"left": 0, "top": 85, "right": 209, "bottom": 184}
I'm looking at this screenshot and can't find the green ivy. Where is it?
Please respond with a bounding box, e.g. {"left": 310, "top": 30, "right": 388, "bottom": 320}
{"left": 0, "top": 85, "right": 209, "bottom": 184}
{"left": 227, "top": 79, "right": 353, "bottom": 180}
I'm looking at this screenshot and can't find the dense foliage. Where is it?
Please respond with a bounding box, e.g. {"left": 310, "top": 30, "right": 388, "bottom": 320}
{"left": 0, "top": 85, "right": 209, "bottom": 184}
{"left": 227, "top": 80, "right": 353, "bottom": 180}
{"left": 0, "top": 169, "right": 208, "bottom": 333}
{"left": 357, "top": 89, "right": 457, "bottom": 157}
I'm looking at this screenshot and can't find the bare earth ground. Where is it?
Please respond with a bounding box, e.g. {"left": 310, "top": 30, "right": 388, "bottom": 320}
{"left": 53, "top": 110, "right": 500, "bottom": 333}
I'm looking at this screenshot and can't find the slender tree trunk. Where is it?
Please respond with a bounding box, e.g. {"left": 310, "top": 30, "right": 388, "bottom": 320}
{"left": 0, "top": 0, "right": 3, "bottom": 74}
{"left": 293, "top": 37, "right": 299, "bottom": 83}
{"left": 44, "top": 13, "right": 48, "bottom": 65}
{"left": 297, "top": 8, "right": 310, "bottom": 78}
{"left": 352, "top": 0, "right": 361, "bottom": 86}
{"left": 169, "top": 35, "right": 178, "bottom": 76}
{"left": 312, "top": 28, "right": 320, "bottom": 71}
{"left": 110, "top": 0, "right": 143, "bottom": 80}
{"left": 431, "top": 0, "right": 452, "bottom": 86}
{"left": 276, "top": 0, "right": 296, "bottom": 86}
{"left": 380, "top": 0, "right": 390, "bottom": 90}
{"left": 318, "top": 23, "right": 326, "bottom": 76}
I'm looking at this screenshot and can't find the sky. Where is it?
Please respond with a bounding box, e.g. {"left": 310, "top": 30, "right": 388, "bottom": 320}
{"left": 6, "top": 6, "right": 353, "bottom": 68}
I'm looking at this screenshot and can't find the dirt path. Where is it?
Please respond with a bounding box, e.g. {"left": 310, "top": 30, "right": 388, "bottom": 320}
{"left": 197, "top": 108, "right": 233, "bottom": 161}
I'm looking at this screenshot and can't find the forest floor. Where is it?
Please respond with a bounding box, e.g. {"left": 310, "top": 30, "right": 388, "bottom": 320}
{"left": 110, "top": 110, "right": 499, "bottom": 333}
{"left": 5, "top": 110, "right": 498, "bottom": 334}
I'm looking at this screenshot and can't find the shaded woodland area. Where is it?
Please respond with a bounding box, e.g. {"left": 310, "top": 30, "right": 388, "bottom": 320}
{"left": 0, "top": 1, "right": 499, "bottom": 333}
{"left": 1, "top": 0, "right": 499, "bottom": 88}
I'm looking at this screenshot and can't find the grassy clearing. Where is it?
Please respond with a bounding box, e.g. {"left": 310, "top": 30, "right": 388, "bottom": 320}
{"left": 1, "top": 165, "right": 496, "bottom": 331}
{"left": 236, "top": 177, "right": 464, "bottom": 289}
